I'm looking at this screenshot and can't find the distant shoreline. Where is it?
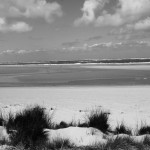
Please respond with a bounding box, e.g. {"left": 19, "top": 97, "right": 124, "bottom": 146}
{"left": 1, "top": 78, "right": 150, "bottom": 87}
{"left": 1, "top": 58, "right": 150, "bottom": 66}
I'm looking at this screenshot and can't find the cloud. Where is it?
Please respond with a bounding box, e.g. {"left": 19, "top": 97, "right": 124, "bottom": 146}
{"left": 127, "top": 18, "right": 150, "bottom": 31}
{"left": 117, "top": 33, "right": 150, "bottom": 41}
{"left": 62, "top": 40, "right": 150, "bottom": 52}
{"left": 97, "top": 0, "right": 150, "bottom": 27}
{"left": 0, "top": 0, "right": 62, "bottom": 23}
{"left": 109, "top": 17, "right": 150, "bottom": 40}
{"left": 9, "top": 22, "right": 32, "bottom": 32}
{"left": 75, "top": 0, "right": 108, "bottom": 26}
{"left": 110, "top": 29, "right": 144, "bottom": 41}
{"left": 0, "top": 50, "right": 15, "bottom": 55}
{"left": 75, "top": 0, "right": 150, "bottom": 30}
{"left": 0, "top": 18, "right": 32, "bottom": 32}
{"left": 0, "top": 0, "right": 62, "bottom": 32}
{"left": 89, "top": 41, "right": 150, "bottom": 49}
{"left": 0, "top": 49, "right": 46, "bottom": 55}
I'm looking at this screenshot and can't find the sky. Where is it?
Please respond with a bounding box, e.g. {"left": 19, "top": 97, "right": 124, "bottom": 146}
{"left": 0, "top": 0, "right": 150, "bottom": 62}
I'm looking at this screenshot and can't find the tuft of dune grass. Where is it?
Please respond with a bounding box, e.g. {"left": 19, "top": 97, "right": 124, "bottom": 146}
{"left": 54, "top": 121, "right": 76, "bottom": 129}
{"left": 5, "top": 105, "right": 53, "bottom": 149}
{"left": 114, "top": 122, "right": 132, "bottom": 135}
{"left": 138, "top": 125, "right": 150, "bottom": 135}
{"left": 85, "top": 109, "right": 110, "bottom": 133}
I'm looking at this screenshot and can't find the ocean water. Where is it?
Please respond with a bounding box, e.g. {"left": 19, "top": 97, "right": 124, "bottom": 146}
{"left": 1, "top": 64, "right": 150, "bottom": 86}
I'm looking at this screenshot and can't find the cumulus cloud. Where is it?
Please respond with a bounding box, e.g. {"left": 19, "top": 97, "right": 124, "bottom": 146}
{"left": 0, "top": 0, "right": 62, "bottom": 23}
{"left": 10, "top": 22, "right": 32, "bottom": 32}
{"left": 0, "top": 0, "right": 62, "bottom": 32}
{"left": 127, "top": 18, "right": 150, "bottom": 31}
{"left": 75, "top": 0, "right": 108, "bottom": 25}
{"left": 0, "top": 18, "right": 32, "bottom": 32}
{"left": 75, "top": 0, "right": 150, "bottom": 31}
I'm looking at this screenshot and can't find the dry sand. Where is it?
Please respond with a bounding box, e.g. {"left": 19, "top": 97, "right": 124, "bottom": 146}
{"left": 0, "top": 86, "right": 150, "bottom": 129}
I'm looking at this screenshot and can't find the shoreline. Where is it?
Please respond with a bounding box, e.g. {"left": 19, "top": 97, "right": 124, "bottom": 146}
{"left": 1, "top": 58, "right": 150, "bottom": 66}
{"left": 0, "top": 77, "right": 150, "bottom": 87}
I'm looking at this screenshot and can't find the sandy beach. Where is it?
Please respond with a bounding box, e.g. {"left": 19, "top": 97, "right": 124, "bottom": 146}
{"left": 0, "top": 85, "right": 150, "bottom": 129}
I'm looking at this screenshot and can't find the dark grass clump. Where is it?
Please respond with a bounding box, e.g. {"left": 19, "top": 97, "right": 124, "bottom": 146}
{"left": 56, "top": 121, "right": 69, "bottom": 129}
{"left": 5, "top": 105, "right": 52, "bottom": 148}
{"left": 143, "top": 136, "right": 150, "bottom": 147}
{"left": 86, "top": 109, "right": 110, "bottom": 133}
{"left": 99, "top": 136, "right": 143, "bottom": 150}
{"left": 114, "top": 122, "right": 132, "bottom": 135}
{"left": 138, "top": 126, "right": 150, "bottom": 135}
{"left": 55, "top": 121, "right": 89, "bottom": 129}
{"left": 55, "top": 121, "right": 76, "bottom": 129}
{"left": 0, "top": 138, "right": 10, "bottom": 146}
{"left": 78, "top": 122, "right": 89, "bottom": 128}
{"left": 45, "top": 138, "right": 73, "bottom": 150}
{"left": 0, "top": 111, "right": 5, "bottom": 126}
{"left": 5, "top": 113, "right": 15, "bottom": 133}
{"left": 0, "top": 118, "right": 3, "bottom": 126}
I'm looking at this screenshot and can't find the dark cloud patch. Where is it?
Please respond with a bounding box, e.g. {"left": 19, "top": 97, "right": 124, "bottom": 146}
{"left": 103, "top": 0, "right": 120, "bottom": 14}
{"left": 46, "top": 0, "right": 53, "bottom": 3}
{"left": 46, "top": 0, "right": 63, "bottom": 4}
{"left": 95, "top": 0, "right": 119, "bottom": 17}
{"left": 86, "top": 35, "right": 102, "bottom": 42}
{"left": 62, "top": 40, "right": 80, "bottom": 47}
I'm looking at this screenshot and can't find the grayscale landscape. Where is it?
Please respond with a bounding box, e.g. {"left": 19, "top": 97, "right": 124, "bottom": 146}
{"left": 0, "top": 0, "right": 150, "bottom": 149}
